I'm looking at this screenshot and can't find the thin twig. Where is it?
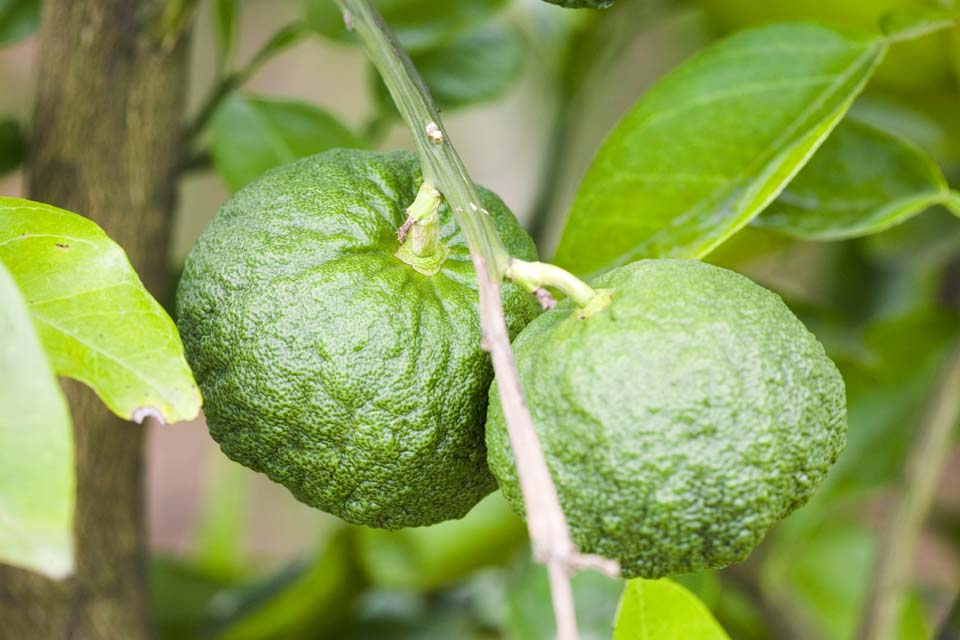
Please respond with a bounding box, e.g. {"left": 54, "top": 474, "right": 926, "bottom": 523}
{"left": 339, "top": 2, "right": 620, "bottom": 638}
{"left": 857, "top": 341, "right": 960, "bottom": 640}
{"left": 184, "top": 21, "right": 310, "bottom": 144}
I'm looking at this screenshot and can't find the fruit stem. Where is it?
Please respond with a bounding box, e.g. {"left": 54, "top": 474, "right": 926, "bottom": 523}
{"left": 337, "top": 0, "right": 511, "bottom": 280}
{"left": 506, "top": 259, "right": 604, "bottom": 310}
{"left": 396, "top": 182, "right": 449, "bottom": 275}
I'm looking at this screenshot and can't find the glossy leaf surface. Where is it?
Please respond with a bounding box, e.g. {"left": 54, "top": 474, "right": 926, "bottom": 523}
{"left": 756, "top": 119, "right": 950, "bottom": 240}
{"left": 554, "top": 23, "right": 886, "bottom": 274}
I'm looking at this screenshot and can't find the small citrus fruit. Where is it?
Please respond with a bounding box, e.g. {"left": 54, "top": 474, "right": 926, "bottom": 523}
{"left": 486, "top": 259, "right": 846, "bottom": 577}
{"left": 177, "top": 149, "right": 540, "bottom": 528}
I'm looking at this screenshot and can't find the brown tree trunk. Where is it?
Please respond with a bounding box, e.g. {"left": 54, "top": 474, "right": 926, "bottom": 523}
{"left": 0, "top": 2, "right": 191, "bottom": 638}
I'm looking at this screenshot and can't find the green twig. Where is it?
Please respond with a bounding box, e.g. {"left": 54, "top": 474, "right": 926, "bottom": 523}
{"left": 857, "top": 341, "right": 960, "bottom": 640}
{"left": 337, "top": 3, "right": 619, "bottom": 639}
{"left": 185, "top": 21, "right": 310, "bottom": 144}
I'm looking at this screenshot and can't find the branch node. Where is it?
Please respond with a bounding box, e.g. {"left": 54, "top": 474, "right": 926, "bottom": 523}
{"left": 425, "top": 121, "right": 443, "bottom": 143}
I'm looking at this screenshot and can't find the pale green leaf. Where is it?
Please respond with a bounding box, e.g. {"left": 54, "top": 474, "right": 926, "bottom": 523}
{"left": 0, "top": 197, "right": 201, "bottom": 423}
{"left": 554, "top": 23, "right": 887, "bottom": 275}
{"left": 0, "top": 259, "right": 74, "bottom": 579}
{"left": 211, "top": 95, "right": 366, "bottom": 192}
{"left": 376, "top": 22, "right": 525, "bottom": 112}
{"left": 0, "top": 0, "right": 39, "bottom": 46}
{"left": 613, "top": 579, "right": 730, "bottom": 639}
{"left": 755, "top": 119, "right": 950, "bottom": 240}
{"left": 879, "top": 7, "right": 958, "bottom": 44}
{"left": 305, "top": 0, "right": 508, "bottom": 53}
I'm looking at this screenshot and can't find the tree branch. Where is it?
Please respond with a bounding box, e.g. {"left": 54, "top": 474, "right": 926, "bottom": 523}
{"left": 337, "top": 2, "right": 619, "bottom": 638}
{"left": 857, "top": 341, "right": 960, "bottom": 640}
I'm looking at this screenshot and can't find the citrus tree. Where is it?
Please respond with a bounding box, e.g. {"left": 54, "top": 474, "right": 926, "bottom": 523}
{"left": 1, "top": 0, "right": 959, "bottom": 639}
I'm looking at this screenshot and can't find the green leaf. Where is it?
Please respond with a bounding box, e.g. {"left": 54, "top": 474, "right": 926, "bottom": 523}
{"left": 0, "top": 0, "right": 39, "bottom": 46}
{"left": 214, "top": 0, "right": 240, "bottom": 69}
{"left": 0, "top": 259, "right": 74, "bottom": 579}
{"left": 879, "top": 7, "right": 958, "bottom": 44}
{"left": 613, "top": 579, "right": 730, "bottom": 639}
{"left": 764, "top": 517, "right": 932, "bottom": 640}
{"left": 754, "top": 119, "right": 951, "bottom": 240}
{"left": 356, "top": 491, "right": 526, "bottom": 591}
{"left": 553, "top": 23, "right": 887, "bottom": 275}
{"left": 376, "top": 22, "right": 524, "bottom": 112}
{"left": 507, "top": 557, "right": 623, "bottom": 640}
{"left": 947, "top": 190, "right": 960, "bottom": 217}
{"left": 305, "top": 0, "right": 508, "bottom": 53}
{"left": 0, "top": 197, "right": 201, "bottom": 423}
{"left": 0, "top": 119, "right": 25, "bottom": 176}
{"left": 210, "top": 528, "right": 364, "bottom": 640}
{"left": 211, "top": 95, "right": 366, "bottom": 192}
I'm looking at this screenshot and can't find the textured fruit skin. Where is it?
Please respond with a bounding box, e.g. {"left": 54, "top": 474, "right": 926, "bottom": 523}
{"left": 177, "top": 149, "right": 539, "bottom": 529}
{"left": 486, "top": 259, "right": 846, "bottom": 578}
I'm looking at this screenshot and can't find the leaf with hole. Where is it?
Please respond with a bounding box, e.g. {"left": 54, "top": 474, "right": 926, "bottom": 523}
{"left": 211, "top": 95, "right": 366, "bottom": 192}
{"left": 0, "top": 259, "right": 74, "bottom": 579}
{"left": 755, "top": 119, "right": 952, "bottom": 240}
{"left": 553, "top": 22, "right": 887, "bottom": 275}
{"left": 0, "top": 197, "right": 201, "bottom": 423}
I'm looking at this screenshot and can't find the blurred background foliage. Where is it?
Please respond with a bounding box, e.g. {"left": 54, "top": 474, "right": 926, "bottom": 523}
{"left": 1, "top": 0, "right": 958, "bottom": 637}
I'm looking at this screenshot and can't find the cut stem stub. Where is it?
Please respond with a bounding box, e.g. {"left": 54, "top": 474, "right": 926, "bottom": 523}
{"left": 396, "top": 183, "right": 449, "bottom": 275}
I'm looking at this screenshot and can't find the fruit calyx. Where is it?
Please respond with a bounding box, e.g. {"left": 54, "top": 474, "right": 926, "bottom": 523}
{"left": 396, "top": 182, "right": 449, "bottom": 275}
{"left": 506, "top": 259, "right": 611, "bottom": 317}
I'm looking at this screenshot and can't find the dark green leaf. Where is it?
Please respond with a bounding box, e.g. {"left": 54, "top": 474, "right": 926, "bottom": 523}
{"left": 210, "top": 528, "right": 364, "bottom": 640}
{"left": 613, "top": 579, "right": 731, "bottom": 639}
{"left": 214, "top": 0, "right": 240, "bottom": 69}
{"left": 211, "top": 95, "right": 366, "bottom": 192}
{"left": 0, "top": 119, "right": 25, "bottom": 176}
{"left": 0, "top": 197, "right": 202, "bottom": 423}
{"left": 0, "top": 259, "right": 73, "bottom": 579}
{"left": 150, "top": 556, "right": 237, "bottom": 640}
{"left": 0, "top": 0, "right": 39, "bottom": 46}
{"left": 305, "top": 0, "right": 508, "bottom": 53}
{"left": 375, "top": 22, "right": 524, "bottom": 112}
{"left": 879, "top": 7, "right": 958, "bottom": 43}
{"left": 755, "top": 119, "right": 951, "bottom": 240}
{"left": 553, "top": 23, "right": 887, "bottom": 275}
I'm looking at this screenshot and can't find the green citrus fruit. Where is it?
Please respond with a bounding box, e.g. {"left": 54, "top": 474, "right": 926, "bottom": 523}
{"left": 485, "top": 259, "right": 846, "bottom": 578}
{"left": 176, "top": 149, "right": 540, "bottom": 529}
